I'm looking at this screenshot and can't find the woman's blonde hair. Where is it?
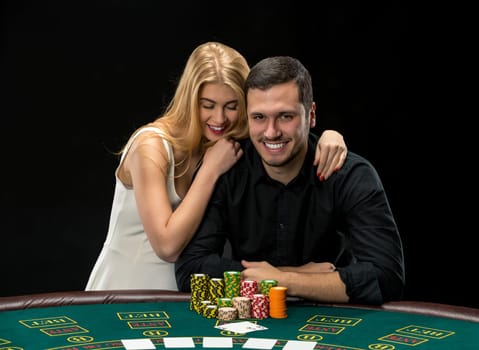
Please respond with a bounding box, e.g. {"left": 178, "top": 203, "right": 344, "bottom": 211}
{"left": 123, "top": 41, "right": 250, "bottom": 172}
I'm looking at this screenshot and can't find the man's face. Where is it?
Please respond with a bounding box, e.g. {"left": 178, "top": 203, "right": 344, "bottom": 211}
{"left": 247, "top": 81, "right": 315, "bottom": 178}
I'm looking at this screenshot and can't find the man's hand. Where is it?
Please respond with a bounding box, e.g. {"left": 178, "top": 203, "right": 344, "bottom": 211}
{"left": 240, "top": 260, "right": 282, "bottom": 283}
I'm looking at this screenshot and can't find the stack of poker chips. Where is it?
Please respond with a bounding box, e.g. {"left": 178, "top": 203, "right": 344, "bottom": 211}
{"left": 190, "top": 273, "right": 210, "bottom": 313}
{"left": 232, "top": 296, "right": 252, "bottom": 319}
{"left": 223, "top": 271, "right": 241, "bottom": 298}
{"left": 217, "top": 297, "right": 233, "bottom": 307}
{"left": 208, "top": 277, "right": 225, "bottom": 303}
{"left": 250, "top": 293, "right": 269, "bottom": 319}
{"left": 199, "top": 300, "right": 215, "bottom": 318}
{"left": 269, "top": 286, "right": 288, "bottom": 318}
{"left": 189, "top": 272, "right": 288, "bottom": 320}
{"left": 203, "top": 304, "right": 219, "bottom": 319}
{"left": 217, "top": 306, "right": 238, "bottom": 320}
{"left": 260, "top": 279, "right": 279, "bottom": 296}
{"left": 240, "top": 279, "right": 258, "bottom": 299}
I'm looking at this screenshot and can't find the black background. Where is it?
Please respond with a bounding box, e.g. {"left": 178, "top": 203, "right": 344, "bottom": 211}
{"left": 1, "top": 1, "right": 474, "bottom": 308}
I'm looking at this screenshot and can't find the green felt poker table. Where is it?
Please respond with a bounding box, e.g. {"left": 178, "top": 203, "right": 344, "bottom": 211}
{"left": 0, "top": 290, "right": 478, "bottom": 349}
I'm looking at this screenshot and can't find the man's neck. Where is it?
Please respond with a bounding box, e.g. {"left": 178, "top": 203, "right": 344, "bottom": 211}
{"left": 263, "top": 146, "right": 307, "bottom": 185}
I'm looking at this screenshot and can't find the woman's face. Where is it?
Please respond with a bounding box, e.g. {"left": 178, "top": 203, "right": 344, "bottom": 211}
{"left": 198, "top": 83, "right": 240, "bottom": 141}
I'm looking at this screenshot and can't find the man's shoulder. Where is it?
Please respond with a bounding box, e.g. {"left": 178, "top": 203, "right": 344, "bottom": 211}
{"left": 221, "top": 139, "right": 257, "bottom": 178}
{"left": 239, "top": 138, "right": 253, "bottom": 149}
{"left": 237, "top": 139, "right": 257, "bottom": 162}
{"left": 345, "top": 151, "right": 375, "bottom": 167}
{"left": 339, "top": 151, "right": 380, "bottom": 181}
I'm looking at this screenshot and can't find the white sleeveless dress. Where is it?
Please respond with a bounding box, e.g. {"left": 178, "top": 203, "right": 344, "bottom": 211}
{"left": 85, "top": 126, "right": 181, "bottom": 290}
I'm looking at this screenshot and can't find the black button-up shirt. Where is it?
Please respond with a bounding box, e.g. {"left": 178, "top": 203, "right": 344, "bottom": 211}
{"left": 175, "top": 134, "right": 405, "bottom": 304}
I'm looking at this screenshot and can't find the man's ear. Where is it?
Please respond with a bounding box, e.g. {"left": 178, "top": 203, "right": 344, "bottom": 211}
{"left": 309, "top": 102, "right": 316, "bottom": 128}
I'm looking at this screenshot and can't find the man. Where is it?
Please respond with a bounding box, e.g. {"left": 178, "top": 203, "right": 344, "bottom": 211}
{"left": 175, "top": 56, "right": 405, "bottom": 305}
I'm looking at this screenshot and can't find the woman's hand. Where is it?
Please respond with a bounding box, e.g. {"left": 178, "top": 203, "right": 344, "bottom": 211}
{"left": 202, "top": 138, "right": 243, "bottom": 177}
{"left": 314, "top": 130, "right": 347, "bottom": 181}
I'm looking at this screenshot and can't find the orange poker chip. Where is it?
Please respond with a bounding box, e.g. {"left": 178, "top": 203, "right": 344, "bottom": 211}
{"left": 269, "top": 286, "right": 288, "bottom": 319}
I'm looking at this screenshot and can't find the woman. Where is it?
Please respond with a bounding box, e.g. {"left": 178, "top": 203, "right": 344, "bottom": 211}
{"left": 85, "top": 42, "right": 347, "bottom": 291}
